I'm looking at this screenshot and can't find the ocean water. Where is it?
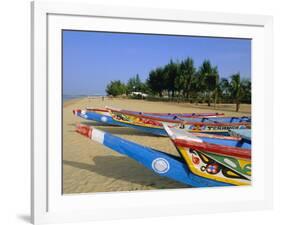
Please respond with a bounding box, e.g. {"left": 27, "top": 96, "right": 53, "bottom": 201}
{"left": 63, "top": 95, "right": 81, "bottom": 102}
{"left": 63, "top": 94, "right": 105, "bottom": 102}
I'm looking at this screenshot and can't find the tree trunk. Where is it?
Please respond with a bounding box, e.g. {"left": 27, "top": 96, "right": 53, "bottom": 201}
{"left": 236, "top": 100, "right": 240, "bottom": 112}
{"left": 207, "top": 95, "right": 211, "bottom": 106}
{"left": 172, "top": 90, "right": 175, "bottom": 98}
{"left": 214, "top": 91, "right": 217, "bottom": 109}
{"left": 185, "top": 91, "right": 189, "bottom": 102}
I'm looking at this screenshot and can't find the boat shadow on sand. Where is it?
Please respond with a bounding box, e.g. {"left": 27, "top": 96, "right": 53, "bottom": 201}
{"left": 63, "top": 156, "right": 190, "bottom": 190}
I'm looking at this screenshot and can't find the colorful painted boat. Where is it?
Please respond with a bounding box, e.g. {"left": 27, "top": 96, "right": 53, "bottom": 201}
{"left": 108, "top": 109, "right": 251, "bottom": 135}
{"left": 163, "top": 124, "right": 251, "bottom": 185}
{"left": 84, "top": 108, "right": 111, "bottom": 116}
{"left": 75, "top": 123, "right": 232, "bottom": 187}
{"left": 108, "top": 108, "right": 251, "bottom": 123}
{"left": 73, "top": 109, "right": 167, "bottom": 136}
{"left": 73, "top": 109, "right": 251, "bottom": 136}
{"left": 85, "top": 106, "right": 225, "bottom": 118}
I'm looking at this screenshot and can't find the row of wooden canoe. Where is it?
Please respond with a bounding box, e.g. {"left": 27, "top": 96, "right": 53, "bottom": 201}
{"left": 73, "top": 107, "right": 251, "bottom": 187}
{"left": 73, "top": 107, "right": 251, "bottom": 136}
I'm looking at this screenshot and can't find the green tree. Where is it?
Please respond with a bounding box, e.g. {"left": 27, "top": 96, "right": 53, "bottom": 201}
{"left": 175, "top": 58, "right": 196, "bottom": 99}
{"left": 241, "top": 79, "right": 251, "bottom": 103}
{"left": 189, "top": 72, "right": 202, "bottom": 103}
{"left": 229, "top": 73, "right": 243, "bottom": 112}
{"left": 146, "top": 67, "right": 166, "bottom": 97}
{"left": 126, "top": 74, "right": 144, "bottom": 94}
{"left": 164, "top": 60, "right": 179, "bottom": 98}
{"left": 106, "top": 80, "right": 127, "bottom": 97}
{"left": 198, "top": 60, "right": 219, "bottom": 106}
{"left": 218, "top": 78, "right": 231, "bottom": 102}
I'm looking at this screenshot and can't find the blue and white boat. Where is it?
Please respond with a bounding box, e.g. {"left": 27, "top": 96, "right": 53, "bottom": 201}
{"left": 75, "top": 123, "right": 233, "bottom": 187}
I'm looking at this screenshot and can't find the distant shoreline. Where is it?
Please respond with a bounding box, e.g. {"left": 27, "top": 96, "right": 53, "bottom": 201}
{"left": 63, "top": 95, "right": 107, "bottom": 107}
{"left": 63, "top": 95, "right": 106, "bottom": 101}
{"left": 62, "top": 96, "right": 251, "bottom": 114}
{"left": 63, "top": 98, "right": 82, "bottom": 107}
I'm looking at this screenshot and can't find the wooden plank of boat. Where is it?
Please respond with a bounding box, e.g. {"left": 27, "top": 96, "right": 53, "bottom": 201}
{"left": 163, "top": 124, "right": 251, "bottom": 185}
{"left": 75, "top": 123, "right": 232, "bottom": 187}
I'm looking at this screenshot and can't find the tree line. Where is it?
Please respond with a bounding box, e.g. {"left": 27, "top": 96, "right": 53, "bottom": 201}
{"left": 106, "top": 58, "right": 251, "bottom": 112}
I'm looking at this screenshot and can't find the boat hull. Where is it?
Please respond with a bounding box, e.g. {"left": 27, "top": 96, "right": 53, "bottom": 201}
{"left": 163, "top": 125, "right": 251, "bottom": 185}
{"left": 76, "top": 124, "right": 231, "bottom": 187}
{"left": 109, "top": 110, "right": 250, "bottom": 135}
{"left": 177, "top": 146, "right": 251, "bottom": 185}
{"left": 74, "top": 109, "right": 166, "bottom": 136}
{"left": 74, "top": 109, "right": 250, "bottom": 136}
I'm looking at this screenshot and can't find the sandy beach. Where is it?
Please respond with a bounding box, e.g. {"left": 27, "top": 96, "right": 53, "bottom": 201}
{"left": 63, "top": 97, "right": 251, "bottom": 194}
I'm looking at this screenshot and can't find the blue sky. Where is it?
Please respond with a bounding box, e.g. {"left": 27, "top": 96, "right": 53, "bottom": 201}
{"left": 63, "top": 30, "right": 251, "bottom": 95}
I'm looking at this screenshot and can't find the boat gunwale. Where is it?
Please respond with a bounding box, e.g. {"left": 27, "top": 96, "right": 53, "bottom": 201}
{"left": 173, "top": 139, "right": 251, "bottom": 160}
{"left": 86, "top": 107, "right": 225, "bottom": 118}
{"left": 108, "top": 108, "right": 251, "bottom": 127}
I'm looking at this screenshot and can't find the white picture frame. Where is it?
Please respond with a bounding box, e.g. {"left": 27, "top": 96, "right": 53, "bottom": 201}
{"left": 31, "top": 1, "right": 273, "bottom": 224}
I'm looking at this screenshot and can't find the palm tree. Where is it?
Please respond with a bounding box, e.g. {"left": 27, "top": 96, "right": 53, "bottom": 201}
{"left": 218, "top": 78, "right": 231, "bottom": 103}
{"left": 198, "top": 60, "right": 219, "bottom": 106}
{"left": 177, "top": 58, "right": 196, "bottom": 99}
{"left": 230, "top": 73, "right": 242, "bottom": 112}
{"left": 241, "top": 79, "right": 251, "bottom": 104}
{"left": 164, "top": 60, "right": 179, "bottom": 98}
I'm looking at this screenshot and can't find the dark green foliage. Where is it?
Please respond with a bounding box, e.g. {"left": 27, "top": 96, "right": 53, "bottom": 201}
{"left": 197, "top": 60, "right": 219, "bottom": 106}
{"left": 229, "top": 73, "right": 251, "bottom": 111}
{"left": 106, "top": 80, "right": 127, "bottom": 96}
{"left": 146, "top": 67, "right": 166, "bottom": 97}
{"left": 218, "top": 78, "right": 231, "bottom": 101}
{"left": 126, "top": 74, "right": 143, "bottom": 93}
{"left": 105, "top": 57, "right": 251, "bottom": 112}
{"left": 175, "top": 57, "right": 196, "bottom": 99}
{"left": 164, "top": 60, "right": 179, "bottom": 98}
{"left": 241, "top": 79, "right": 251, "bottom": 103}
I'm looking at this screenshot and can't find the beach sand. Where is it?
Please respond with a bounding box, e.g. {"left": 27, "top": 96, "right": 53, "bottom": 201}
{"left": 63, "top": 97, "right": 251, "bottom": 194}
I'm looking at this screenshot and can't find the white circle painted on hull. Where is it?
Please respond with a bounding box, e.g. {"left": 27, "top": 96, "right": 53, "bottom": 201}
{"left": 101, "top": 116, "right": 108, "bottom": 122}
{"left": 152, "top": 158, "right": 170, "bottom": 174}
